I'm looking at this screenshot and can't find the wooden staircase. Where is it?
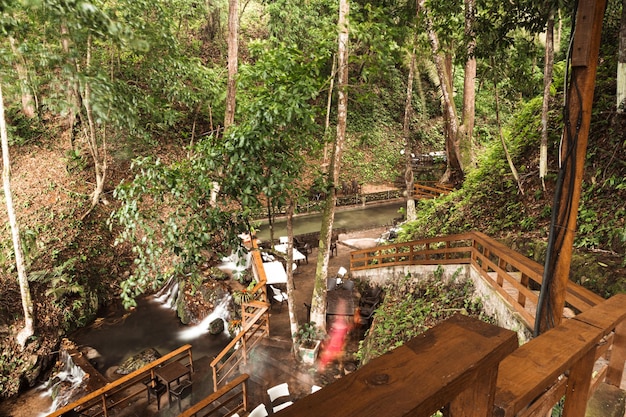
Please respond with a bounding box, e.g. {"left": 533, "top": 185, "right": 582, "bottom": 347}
{"left": 210, "top": 243, "right": 272, "bottom": 390}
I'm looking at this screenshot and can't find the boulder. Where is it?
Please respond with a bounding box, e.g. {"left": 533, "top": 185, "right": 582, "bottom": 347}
{"left": 209, "top": 318, "right": 225, "bottom": 335}
{"left": 115, "top": 348, "right": 161, "bottom": 375}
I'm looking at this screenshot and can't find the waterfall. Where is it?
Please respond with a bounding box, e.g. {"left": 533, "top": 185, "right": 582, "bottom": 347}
{"left": 218, "top": 248, "right": 252, "bottom": 281}
{"left": 38, "top": 350, "right": 86, "bottom": 416}
{"left": 178, "top": 295, "right": 232, "bottom": 341}
{"left": 154, "top": 276, "right": 179, "bottom": 309}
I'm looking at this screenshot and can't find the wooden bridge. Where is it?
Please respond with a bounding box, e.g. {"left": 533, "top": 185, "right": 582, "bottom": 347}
{"left": 413, "top": 181, "right": 454, "bottom": 200}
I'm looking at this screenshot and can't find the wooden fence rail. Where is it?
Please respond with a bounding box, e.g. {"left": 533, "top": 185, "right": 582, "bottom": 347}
{"left": 48, "top": 344, "right": 193, "bottom": 417}
{"left": 276, "top": 314, "right": 518, "bottom": 417}
{"left": 273, "top": 294, "right": 626, "bottom": 417}
{"left": 494, "top": 293, "right": 626, "bottom": 417}
{"left": 179, "top": 373, "right": 249, "bottom": 417}
{"left": 350, "top": 231, "right": 604, "bottom": 330}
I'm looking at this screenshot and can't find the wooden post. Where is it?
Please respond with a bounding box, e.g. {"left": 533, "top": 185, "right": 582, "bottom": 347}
{"left": 536, "top": 0, "right": 607, "bottom": 335}
{"left": 561, "top": 348, "right": 596, "bottom": 417}
{"left": 606, "top": 320, "right": 626, "bottom": 386}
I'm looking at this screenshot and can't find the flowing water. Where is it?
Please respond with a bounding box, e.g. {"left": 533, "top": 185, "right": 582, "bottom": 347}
{"left": 70, "top": 294, "right": 231, "bottom": 372}
{"left": 26, "top": 285, "right": 232, "bottom": 416}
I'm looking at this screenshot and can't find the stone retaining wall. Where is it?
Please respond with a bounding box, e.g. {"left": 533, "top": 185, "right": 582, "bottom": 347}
{"left": 350, "top": 264, "right": 532, "bottom": 344}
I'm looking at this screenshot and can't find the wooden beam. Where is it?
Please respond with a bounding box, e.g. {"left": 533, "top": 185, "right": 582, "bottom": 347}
{"left": 536, "top": 0, "right": 607, "bottom": 335}
{"left": 275, "top": 314, "right": 517, "bottom": 417}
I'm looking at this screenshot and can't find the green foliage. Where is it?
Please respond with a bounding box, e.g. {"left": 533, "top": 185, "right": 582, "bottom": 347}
{"left": 341, "top": 128, "right": 404, "bottom": 184}
{"left": 29, "top": 257, "right": 98, "bottom": 329}
{"left": 110, "top": 155, "right": 245, "bottom": 307}
{"left": 3, "top": 106, "right": 45, "bottom": 145}
{"left": 0, "top": 344, "right": 27, "bottom": 399}
{"left": 111, "top": 41, "right": 327, "bottom": 307}
{"left": 357, "top": 268, "right": 491, "bottom": 365}
{"left": 265, "top": 0, "right": 337, "bottom": 54}
{"left": 293, "top": 321, "right": 322, "bottom": 348}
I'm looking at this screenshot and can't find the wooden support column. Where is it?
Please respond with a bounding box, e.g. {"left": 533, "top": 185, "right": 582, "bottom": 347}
{"left": 536, "top": 0, "right": 607, "bottom": 335}
{"left": 606, "top": 319, "right": 626, "bottom": 386}
{"left": 562, "top": 347, "right": 596, "bottom": 417}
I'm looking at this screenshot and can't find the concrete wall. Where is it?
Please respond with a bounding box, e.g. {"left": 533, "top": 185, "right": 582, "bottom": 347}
{"left": 351, "top": 263, "right": 532, "bottom": 345}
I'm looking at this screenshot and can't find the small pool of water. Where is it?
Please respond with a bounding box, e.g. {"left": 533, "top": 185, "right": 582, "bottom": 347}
{"left": 256, "top": 201, "right": 403, "bottom": 240}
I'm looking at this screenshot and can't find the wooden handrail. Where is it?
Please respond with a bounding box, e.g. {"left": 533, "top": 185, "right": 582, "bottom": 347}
{"left": 276, "top": 314, "right": 518, "bottom": 417}
{"left": 413, "top": 182, "right": 453, "bottom": 199}
{"left": 273, "top": 295, "right": 626, "bottom": 417}
{"left": 494, "top": 293, "right": 626, "bottom": 416}
{"left": 210, "top": 239, "right": 271, "bottom": 389}
{"left": 350, "top": 232, "right": 604, "bottom": 330}
{"left": 210, "top": 301, "right": 269, "bottom": 389}
{"left": 179, "top": 373, "right": 249, "bottom": 417}
{"left": 48, "top": 344, "right": 193, "bottom": 417}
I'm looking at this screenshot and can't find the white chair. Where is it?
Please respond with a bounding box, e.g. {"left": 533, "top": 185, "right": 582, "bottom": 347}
{"left": 267, "top": 382, "right": 293, "bottom": 413}
{"left": 279, "top": 236, "right": 289, "bottom": 244}
{"left": 270, "top": 285, "right": 288, "bottom": 311}
{"left": 311, "top": 384, "right": 322, "bottom": 393}
{"left": 249, "top": 403, "right": 268, "bottom": 417}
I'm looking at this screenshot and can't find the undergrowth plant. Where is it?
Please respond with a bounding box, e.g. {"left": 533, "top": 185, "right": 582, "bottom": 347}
{"left": 356, "top": 267, "right": 493, "bottom": 365}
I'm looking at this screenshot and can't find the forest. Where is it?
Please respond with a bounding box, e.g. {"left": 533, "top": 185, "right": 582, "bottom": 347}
{"left": 0, "top": 0, "right": 625, "bottom": 403}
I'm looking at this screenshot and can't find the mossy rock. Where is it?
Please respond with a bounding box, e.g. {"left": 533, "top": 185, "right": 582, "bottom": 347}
{"left": 209, "top": 318, "right": 225, "bottom": 335}
{"left": 208, "top": 267, "right": 229, "bottom": 281}
{"left": 116, "top": 348, "right": 161, "bottom": 375}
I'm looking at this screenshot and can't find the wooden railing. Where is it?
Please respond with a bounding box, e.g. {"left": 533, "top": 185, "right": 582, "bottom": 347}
{"left": 350, "top": 232, "right": 604, "bottom": 329}
{"left": 494, "top": 293, "right": 626, "bottom": 416}
{"left": 277, "top": 314, "right": 519, "bottom": 417}
{"left": 179, "top": 373, "right": 249, "bottom": 417}
{"left": 414, "top": 182, "right": 454, "bottom": 199}
{"left": 274, "top": 294, "right": 626, "bottom": 417}
{"left": 48, "top": 344, "right": 193, "bottom": 417}
{"left": 210, "top": 245, "right": 270, "bottom": 389}
{"left": 209, "top": 299, "right": 269, "bottom": 389}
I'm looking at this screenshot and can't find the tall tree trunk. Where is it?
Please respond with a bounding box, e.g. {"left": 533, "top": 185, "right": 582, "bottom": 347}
{"left": 540, "top": 11, "right": 555, "bottom": 189}
{"left": 459, "top": 0, "right": 476, "bottom": 170}
{"left": 212, "top": 0, "right": 238, "bottom": 206}
{"left": 617, "top": 0, "right": 626, "bottom": 112}
{"left": 1, "top": 84, "right": 34, "bottom": 348}
{"left": 8, "top": 37, "right": 36, "bottom": 119}
{"left": 266, "top": 198, "right": 275, "bottom": 245}
{"left": 493, "top": 72, "right": 524, "bottom": 195}
{"left": 422, "top": 3, "right": 462, "bottom": 183}
{"left": 60, "top": 24, "right": 82, "bottom": 151}
{"left": 323, "top": 55, "right": 337, "bottom": 166}
{"left": 310, "top": 0, "right": 349, "bottom": 333}
{"left": 285, "top": 202, "right": 300, "bottom": 354}
{"left": 225, "top": 0, "right": 238, "bottom": 128}
{"left": 80, "top": 35, "right": 107, "bottom": 219}
{"left": 403, "top": 46, "right": 417, "bottom": 222}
